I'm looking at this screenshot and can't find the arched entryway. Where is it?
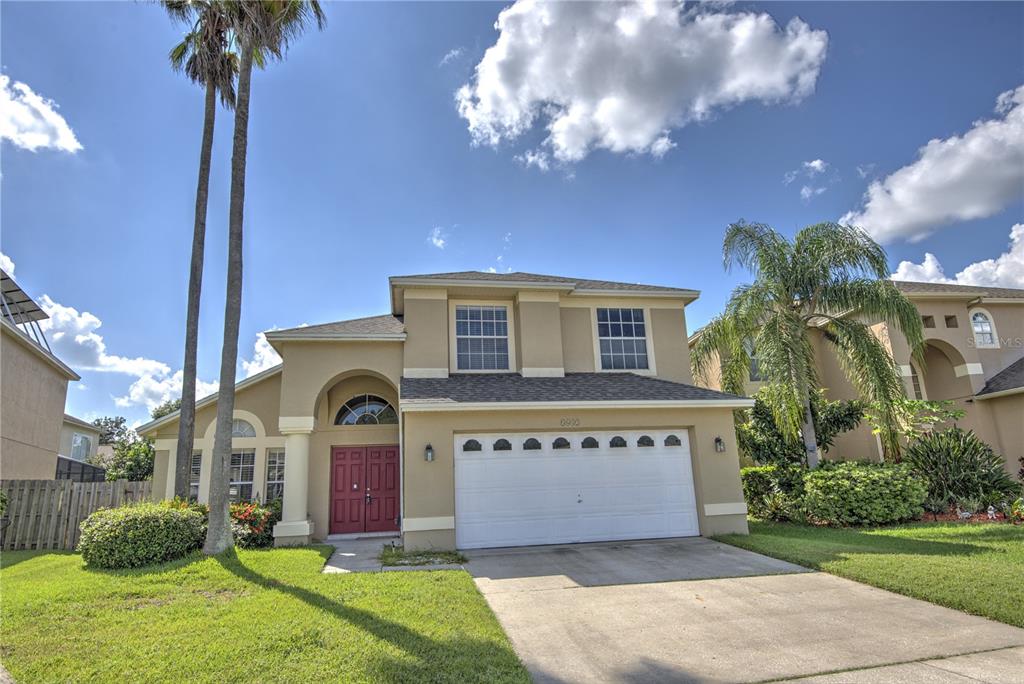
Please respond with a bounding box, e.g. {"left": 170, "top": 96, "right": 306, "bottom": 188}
{"left": 917, "top": 339, "right": 974, "bottom": 402}
{"left": 312, "top": 372, "right": 401, "bottom": 537}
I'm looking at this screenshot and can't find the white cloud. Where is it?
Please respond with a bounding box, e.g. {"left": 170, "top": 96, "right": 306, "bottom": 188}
{"left": 842, "top": 85, "right": 1024, "bottom": 243}
{"left": 515, "top": 149, "right": 551, "bottom": 172}
{"left": 457, "top": 1, "right": 827, "bottom": 165}
{"left": 784, "top": 158, "right": 829, "bottom": 186}
{"left": 439, "top": 47, "right": 465, "bottom": 67}
{"left": 115, "top": 370, "right": 219, "bottom": 411}
{"left": 856, "top": 163, "right": 875, "bottom": 179}
{"left": 241, "top": 331, "right": 283, "bottom": 378}
{"left": 804, "top": 159, "right": 828, "bottom": 175}
{"left": 891, "top": 223, "right": 1024, "bottom": 289}
{"left": 800, "top": 185, "right": 826, "bottom": 202}
{"left": 0, "top": 74, "right": 82, "bottom": 153}
{"left": 0, "top": 251, "right": 15, "bottom": 276}
{"left": 39, "top": 295, "right": 171, "bottom": 378}
{"left": 427, "top": 226, "right": 447, "bottom": 249}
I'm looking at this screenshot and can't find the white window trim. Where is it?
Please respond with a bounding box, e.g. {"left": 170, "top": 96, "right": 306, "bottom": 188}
{"left": 590, "top": 306, "right": 657, "bottom": 376}
{"left": 71, "top": 432, "right": 91, "bottom": 461}
{"left": 968, "top": 307, "right": 1000, "bottom": 349}
{"left": 265, "top": 448, "right": 285, "bottom": 502}
{"left": 189, "top": 451, "right": 202, "bottom": 499}
{"left": 448, "top": 299, "right": 518, "bottom": 374}
{"left": 229, "top": 449, "right": 256, "bottom": 502}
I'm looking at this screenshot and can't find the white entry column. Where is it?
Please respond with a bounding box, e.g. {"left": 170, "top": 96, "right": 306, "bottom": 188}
{"left": 272, "top": 417, "right": 315, "bottom": 546}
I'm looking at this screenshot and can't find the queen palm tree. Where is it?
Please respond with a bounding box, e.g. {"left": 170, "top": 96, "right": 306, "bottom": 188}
{"left": 163, "top": 0, "right": 238, "bottom": 500}
{"left": 204, "top": 0, "right": 325, "bottom": 555}
{"left": 691, "top": 222, "right": 924, "bottom": 467}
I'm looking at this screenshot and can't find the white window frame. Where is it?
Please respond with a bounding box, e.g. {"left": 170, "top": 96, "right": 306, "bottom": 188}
{"left": 229, "top": 449, "right": 256, "bottom": 503}
{"left": 265, "top": 448, "right": 285, "bottom": 502}
{"left": 909, "top": 362, "right": 927, "bottom": 400}
{"left": 189, "top": 451, "right": 202, "bottom": 500}
{"left": 231, "top": 419, "right": 257, "bottom": 438}
{"left": 591, "top": 306, "right": 657, "bottom": 375}
{"left": 71, "top": 432, "right": 91, "bottom": 461}
{"left": 448, "top": 299, "right": 518, "bottom": 373}
{"left": 968, "top": 308, "right": 999, "bottom": 349}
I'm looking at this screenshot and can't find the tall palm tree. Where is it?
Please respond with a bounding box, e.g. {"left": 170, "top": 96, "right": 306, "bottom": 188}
{"left": 691, "top": 222, "right": 924, "bottom": 467}
{"left": 163, "top": 0, "right": 238, "bottom": 500}
{"left": 204, "top": 0, "right": 325, "bottom": 555}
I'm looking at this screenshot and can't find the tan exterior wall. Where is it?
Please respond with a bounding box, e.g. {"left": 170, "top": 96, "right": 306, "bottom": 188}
{"left": 1, "top": 329, "right": 70, "bottom": 479}
{"left": 517, "top": 298, "right": 564, "bottom": 373}
{"left": 971, "top": 303, "right": 1024, "bottom": 381}
{"left": 651, "top": 308, "right": 693, "bottom": 383}
{"left": 561, "top": 307, "right": 595, "bottom": 372}
{"left": 151, "top": 450, "right": 169, "bottom": 501}
{"left": 401, "top": 406, "right": 748, "bottom": 550}
{"left": 980, "top": 394, "right": 1023, "bottom": 477}
{"left": 402, "top": 290, "right": 448, "bottom": 373}
{"left": 279, "top": 341, "right": 403, "bottom": 418}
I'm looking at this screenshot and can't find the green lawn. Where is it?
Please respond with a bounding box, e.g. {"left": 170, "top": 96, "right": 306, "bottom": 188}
{"left": 0, "top": 546, "right": 528, "bottom": 684}
{"left": 716, "top": 521, "right": 1024, "bottom": 628}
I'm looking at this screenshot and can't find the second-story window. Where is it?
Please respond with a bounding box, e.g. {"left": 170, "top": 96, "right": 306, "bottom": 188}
{"left": 971, "top": 311, "right": 997, "bottom": 347}
{"left": 597, "top": 308, "right": 648, "bottom": 370}
{"left": 456, "top": 305, "right": 509, "bottom": 370}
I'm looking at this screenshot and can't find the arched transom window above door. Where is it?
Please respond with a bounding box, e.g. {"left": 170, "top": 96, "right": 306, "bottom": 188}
{"left": 335, "top": 394, "right": 398, "bottom": 425}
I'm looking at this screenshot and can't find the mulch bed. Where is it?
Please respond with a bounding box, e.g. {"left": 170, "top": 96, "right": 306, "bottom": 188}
{"left": 918, "top": 509, "right": 1018, "bottom": 524}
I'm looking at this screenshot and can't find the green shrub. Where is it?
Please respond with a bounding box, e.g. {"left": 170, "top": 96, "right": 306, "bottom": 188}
{"left": 903, "top": 428, "right": 1020, "bottom": 505}
{"left": 740, "top": 464, "right": 805, "bottom": 521}
{"left": 78, "top": 503, "right": 206, "bottom": 568}
{"left": 803, "top": 463, "right": 927, "bottom": 526}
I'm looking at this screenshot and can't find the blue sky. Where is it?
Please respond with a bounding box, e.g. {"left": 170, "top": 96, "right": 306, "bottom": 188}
{"left": 2, "top": 1, "right": 1022, "bottom": 426}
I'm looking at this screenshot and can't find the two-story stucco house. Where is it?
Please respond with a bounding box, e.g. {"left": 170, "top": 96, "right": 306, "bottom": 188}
{"left": 691, "top": 280, "right": 1024, "bottom": 475}
{"left": 140, "top": 271, "right": 754, "bottom": 550}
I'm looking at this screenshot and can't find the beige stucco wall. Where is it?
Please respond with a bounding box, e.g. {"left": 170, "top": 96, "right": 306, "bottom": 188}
{"left": 651, "top": 307, "right": 693, "bottom": 383}
{"left": 561, "top": 307, "right": 595, "bottom": 372}
{"left": 401, "top": 406, "right": 748, "bottom": 550}
{"left": 279, "top": 341, "right": 403, "bottom": 418}
{"left": 402, "top": 290, "right": 448, "bottom": 372}
{"left": 980, "top": 393, "right": 1023, "bottom": 477}
{"left": 517, "top": 298, "right": 564, "bottom": 372}
{"left": 1, "top": 328, "right": 70, "bottom": 479}
{"left": 971, "top": 303, "right": 1024, "bottom": 381}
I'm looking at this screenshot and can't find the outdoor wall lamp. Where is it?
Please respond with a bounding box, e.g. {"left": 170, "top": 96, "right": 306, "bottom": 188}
{"left": 714, "top": 436, "right": 726, "bottom": 453}
{"left": 424, "top": 444, "right": 434, "bottom": 462}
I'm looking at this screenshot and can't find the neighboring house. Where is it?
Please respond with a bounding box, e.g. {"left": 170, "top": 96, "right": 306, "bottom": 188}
{"left": 56, "top": 414, "right": 106, "bottom": 482}
{"left": 1, "top": 270, "right": 81, "bottom": 480}
{"left": 59, "top": 414, "right": 100, "bottom": 462}
{"left": 691, "top": 280, "right": 1024, "bottom": 474}
{"left": 139, "top": 271, "right": 753, "bottom": 550}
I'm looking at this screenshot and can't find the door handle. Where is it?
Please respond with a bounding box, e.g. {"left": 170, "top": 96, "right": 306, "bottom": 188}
{"left": 365, "top": 490, "right": 372, "bottom": 505}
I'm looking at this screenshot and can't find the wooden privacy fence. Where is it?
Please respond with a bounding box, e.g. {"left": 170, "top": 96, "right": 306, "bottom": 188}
{"left": 0, "top": 479, "right": 152, "bottom": 551}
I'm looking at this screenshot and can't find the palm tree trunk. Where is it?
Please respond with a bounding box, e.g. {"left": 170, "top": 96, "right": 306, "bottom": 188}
{"left": 174, "top": 81, "right": 217, "bottom": 500}
{"left": 204, "top": 41, "right": 254, "bottom": 556}
{"left": 801, "top": 389, "right": 820, "bottom": 468}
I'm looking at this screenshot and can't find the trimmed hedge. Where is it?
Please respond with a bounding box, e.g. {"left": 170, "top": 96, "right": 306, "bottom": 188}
{"left": 803, "top": 463, "right": 927, "bottom": 526}
{"left": 741, "top": 464, "right": 806, "bottom": 521}
{"left": 78, "top": 503, "right": 206, "bottom": 569}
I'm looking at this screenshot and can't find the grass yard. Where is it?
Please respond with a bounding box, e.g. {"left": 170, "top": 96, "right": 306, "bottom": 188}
{"left": 0, "top": 546, "right": 527, "bottom": 684}
{"left": 379, "top": 546, "right": 467, "bottom": 566}
{"left": 716, "top": 521, "right": 1024, "bottom": 628}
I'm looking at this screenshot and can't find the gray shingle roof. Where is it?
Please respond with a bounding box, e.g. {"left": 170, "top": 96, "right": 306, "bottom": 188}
{"left": 977, "top": 358, "right": 1024, "bottom": 397}
{"left": 390, "top": 270, "right": 697, "bottom": 294}
{"left": 893, "top": 280, "right": 1024, "bottom": 299}
{"left": 401, "top": 373, "right": 747, "bottom": 404}
{"left": 268, "top": 314, "right": 404, "bottom": 338}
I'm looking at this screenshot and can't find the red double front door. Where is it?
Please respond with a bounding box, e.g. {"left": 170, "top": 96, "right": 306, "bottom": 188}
{"left": 330, "top": 445, "right": 400, "bottom": 534}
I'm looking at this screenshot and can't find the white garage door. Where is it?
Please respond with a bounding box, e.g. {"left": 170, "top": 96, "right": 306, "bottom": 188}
{"left": 454, "top": 430, "right": 699, "bottom": 549}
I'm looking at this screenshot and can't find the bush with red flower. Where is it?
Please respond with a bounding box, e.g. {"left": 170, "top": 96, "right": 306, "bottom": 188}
{"left": 229, "top": 500, "right": 280, "bottom": 548}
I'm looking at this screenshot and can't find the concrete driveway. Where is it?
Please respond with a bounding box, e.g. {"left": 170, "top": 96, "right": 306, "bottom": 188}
{"left": 466, "top": 538, "right": 1024, "bottom": 683}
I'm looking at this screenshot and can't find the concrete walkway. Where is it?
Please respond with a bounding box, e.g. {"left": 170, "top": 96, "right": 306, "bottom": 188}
{"left": 321, "top": 536, "right": 399, "bottom": 573}
{"left": 466, "top": 538, "right": 1024, "bottom": 683}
